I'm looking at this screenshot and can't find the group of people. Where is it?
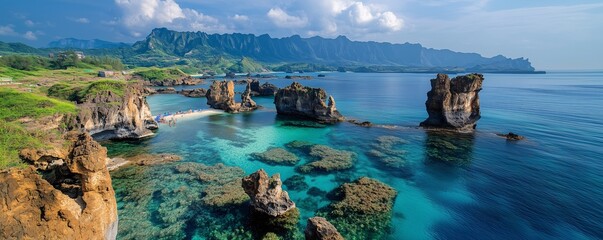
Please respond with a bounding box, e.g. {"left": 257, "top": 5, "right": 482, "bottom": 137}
{"left": 156, "top": 108, "right": 204, "bottom": 127}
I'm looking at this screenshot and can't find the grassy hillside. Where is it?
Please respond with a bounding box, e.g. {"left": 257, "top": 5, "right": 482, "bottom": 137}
{"left": 0, "top": 88, "right": 77, "bottom": 169}
{"left": 47, "top": 80, "right": 126, "bottom": 103}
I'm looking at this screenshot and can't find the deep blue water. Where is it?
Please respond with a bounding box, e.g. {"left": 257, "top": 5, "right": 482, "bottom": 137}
{"left": 108, "top": 72, "right": 603, "bottom": 239}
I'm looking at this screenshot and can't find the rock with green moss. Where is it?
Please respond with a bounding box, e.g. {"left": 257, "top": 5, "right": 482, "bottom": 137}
{"left": 317, "top": 177, "right": 397, "bottom": 239}
{"left": 296, "top": 145, "right": 355, "bottom": 173}
{"left": 251, "top": 148, "right": 299, "bottom": 165}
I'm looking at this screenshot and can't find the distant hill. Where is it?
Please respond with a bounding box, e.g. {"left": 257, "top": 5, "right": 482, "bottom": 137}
{"left": 131, "top": 28, "right": 536, "bottom": 72}
{"left": 0, "top": 41, "right": 44, "bottom": 55}
{"left": 48, "top": 38, "right": 130, "bottom": 49}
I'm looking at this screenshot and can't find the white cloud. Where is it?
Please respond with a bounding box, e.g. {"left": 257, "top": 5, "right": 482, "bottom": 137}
{"left": 114, "top": 0, "right": 227, "bottom": 36}
{"left": 0, "top": 25, "right": 16, "bottom": 36}
{"left": 267, "top": 8, "right": 308, "bottom": 28}
{"left": 349, "top": 2, "right": 374, "bottom": 24}
{"left": 231, "top": 14, "right": 249, "bottom": 22}
{"left": 23, "top": 31, "right": 37, "bottom": 40}
{"left": 24, "top": 20, "right": 35, "bottom": 27}
{"left": 75, "top": 18, "right": 90, "bottom": 24}
{"left": 378, "top": 11, "right": 403, "bottom": 31}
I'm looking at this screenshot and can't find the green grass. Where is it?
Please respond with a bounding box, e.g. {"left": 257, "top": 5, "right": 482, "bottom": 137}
{"left": 0, "top": 88, "right": 77, "bottom": 121}
{"left": 133, "top": 68, "right": 186, "bottom": 82}
{"left": 48, "top": 80, "right": 126, "bottom": 103}
{"left": 0, "top": 88, "right": 77, "bottom": 169}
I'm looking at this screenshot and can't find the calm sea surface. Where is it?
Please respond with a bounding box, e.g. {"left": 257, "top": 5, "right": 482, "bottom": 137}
{"left": 107, "top": 72, "right": 603, "bottom": 239}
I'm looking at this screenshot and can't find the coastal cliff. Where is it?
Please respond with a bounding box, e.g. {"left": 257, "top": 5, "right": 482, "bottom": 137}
{"left": 66, "top": 82, "right": 158, "bottom": 139}
{"left": 420, "top": 73, "right": 483, "bottom": 131}
{"left": 0, "top": 132, "right": 118, "bottom": 240}
{"left": 274, "top": 82, "right": 344, "bottom": 123}
{"left": 206, "top": 80, "right": 258, "bottom": 113}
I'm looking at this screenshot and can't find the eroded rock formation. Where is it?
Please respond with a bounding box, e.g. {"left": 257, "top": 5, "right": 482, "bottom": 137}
{"left": 420, "top": 73, "right": 484, "bottom": 131}
{"left": 179, "top": 88, "right": 207, "bottom": 98}
{"left": 250, "top": 80, "right": 279, "bottom": 96}
{"left": 305, "top": 217, "right": 344, "bottom": 240}
{"left": 67, "top": 82, "right": 158, "bottom": 139}
{"left": 274, "top": 82, "right": 344, "bottom": 123}
{"left": 241, "top": 169, "right": 296, "bottom": 217}
{"left": 0, "top": 132, "right": 118, "bottom": 240}
{"left": 206, "top": 81, "right": 258, "bottom": 113}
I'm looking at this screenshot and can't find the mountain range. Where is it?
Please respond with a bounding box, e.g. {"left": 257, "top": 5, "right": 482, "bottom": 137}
{"left": 1, "top": 28, "right": 539, "bottom": 73}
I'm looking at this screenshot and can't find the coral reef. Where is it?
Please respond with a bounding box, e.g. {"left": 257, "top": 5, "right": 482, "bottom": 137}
{"left": 290, "top": 144, "right": 355, "bottom": 174}
{"left": 317, "top": 177, "right": 397, "bottom": 239}
{"left": 251, "top": 147, "right": 299, "bottom": 165}
{"left": 283, "top": 174, "right": 309, "bottom": 191}
{"left": 425, "top": 131, "right": 475, "bottom": 164}
{"left": 366, "top": 136, "right": 411, "bottom": 176}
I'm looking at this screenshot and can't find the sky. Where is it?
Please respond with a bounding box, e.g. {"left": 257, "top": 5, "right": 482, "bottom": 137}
{"left": 0, "top": 0, "right": 602, "bottom": 70}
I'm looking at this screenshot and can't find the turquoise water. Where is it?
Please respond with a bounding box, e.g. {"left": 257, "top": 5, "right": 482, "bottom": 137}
{"left": 108, "top": 72, "right": 603, "bottom": 239}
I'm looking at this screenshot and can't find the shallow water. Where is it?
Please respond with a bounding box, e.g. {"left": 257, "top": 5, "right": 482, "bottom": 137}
{"left": 107, "top": 72, "right": 603, "bottom": 239}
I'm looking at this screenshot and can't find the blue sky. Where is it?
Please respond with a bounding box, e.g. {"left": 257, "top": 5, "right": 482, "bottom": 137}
{"left": 1, "top": 0, "right": 602, "bottom": 70}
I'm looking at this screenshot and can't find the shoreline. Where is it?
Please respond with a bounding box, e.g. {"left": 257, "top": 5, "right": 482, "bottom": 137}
{"left": 156, "top": 109, "right": 224, "bottom": 123}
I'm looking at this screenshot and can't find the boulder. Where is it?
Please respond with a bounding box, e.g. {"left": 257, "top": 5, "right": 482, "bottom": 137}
{"left": 274, "top": 82, "right": 344, "bottom": 123}
{"left": 206, "top": 80, "right": 237, "bottom": 112}
{"left": 305, "top": 217, "right": 344, "bottom": 240}
{"left": 179, "top": 88, "right": 207, "bottom": 98}
{"left": 241, "top": 169, "right": 296, "bottom": 217}
{"left": 1, "top": 133, "right": 118, "bottom": 240}
{"left": 239, "top": 82, "right": 259, "bottom": 112}
{"left": 420, "top": 73, "right": 483, "bottom": 131}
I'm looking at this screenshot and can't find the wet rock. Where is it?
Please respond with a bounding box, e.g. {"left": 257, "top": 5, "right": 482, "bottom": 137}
{"left": 1, "top": 133, "right": 118, "bottom": 240}
{"left": 420, "top": 73, "right": 484, "bottom": 131}
{"left": 156, "top": 87, "right": 177, "bottom": 94}
{"left": 497, "top": 132, "right": 525, "bottom": 141}
{"left": 179, "top": 88, "right": 207, "bottom": 98}
{"left": 274, "top": 82, "right": 344, "bottom": 123}
{"left": 251, "top": 148, "right": 299, "bottom": 166}
{"left": 241, "top": 169, "right": 297, "bottom": 217}
{"left": 283, "top": 175, "right": 309, "bottom": 191}
{"left": 317, "top": 177, "right": 397, "bottom": 239}
{"left": 66, "top": 82, "right": 158, "bottom": 140}
{"left": 305, "top": 217, "right": 344, "bottom": 240}
{"left": 348, "top": 119, "right": 373, "bottom": 127}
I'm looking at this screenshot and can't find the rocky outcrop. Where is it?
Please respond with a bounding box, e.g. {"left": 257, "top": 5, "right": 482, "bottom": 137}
{"left": 305, "top": 217, "right": 344, "bottom": 240}
{"left": 250, "top": 80, "right": 279, "bottom": 96}
{"left": 0, "top": 132, "right": 118, "bottom": 240}
{"left": 241, "top": 169, "right": 296, "bottom": 217}
{"left": 67, "top": 82, "right": 158, "bottom": 139}
{"left": 420, "top": 73, "right": 483, "bottom": 131}
{"left": 141, "top": 76, "right": 202, "bottom": 86}
{"left": 179, "top": 88, "right": 207, "bottom": 98}
{"left": 206, "top": 81, "right": 258, "bottom": 113}
{"left": 274, "top": 82, "right": 344, "bottom": 123}
{"left": 156, "top": 87, "right": 177, "bottom": 94}
{"left": 497, "top": 132, "right": 525, "bottom": 141}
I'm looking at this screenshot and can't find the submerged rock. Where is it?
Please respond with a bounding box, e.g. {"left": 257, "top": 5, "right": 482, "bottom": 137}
{"left": 1, "top": 133, "right": 118, "bottom": 240}
{"left": 206, "top": 80, "right": 259, "bottom": 113}
{"left": 274, "top": 82, "right": 344, "bottom": 123}
{"left": 420, "top": 73, "right": 484, "bottom": 131}
{"left": 305, "top": 217, "right": 344, "bottom": 240}
{"left": 318, "top": 177, "right": 397, "bottom": 239}
{"left": 294, "top": 144, "right": 356, "bottom": 173}
{"left": 241, "top": 169, "right": 297, "bottom": 217}
{"left": 251, "top": 148, "right": 299, "bottom": 165}
{"left": 425, "top": 131, "right": 475, "bottom": 164}
{"left": 283, "top": 174, "right": 309, "bottom": 191}
{"left": 497, "top": 132, "right": 525, "bottom": 141}
{"left": 367, "top": 136, "right": 410, "bottom": 176}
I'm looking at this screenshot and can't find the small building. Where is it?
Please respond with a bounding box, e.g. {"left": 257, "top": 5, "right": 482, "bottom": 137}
{"left": 98, "top": 71, "right": 115, "bottom": 78}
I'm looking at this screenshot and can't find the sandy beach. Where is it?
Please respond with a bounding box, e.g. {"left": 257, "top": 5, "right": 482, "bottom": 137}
{"left": 158, "top": 109, "right": 224, "bottom": 123}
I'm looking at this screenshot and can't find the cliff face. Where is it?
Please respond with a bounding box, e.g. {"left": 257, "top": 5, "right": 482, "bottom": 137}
{"left": 69, "top": 82, "right": 158, "bottom": 139}
{"left": 420, "top": 73, "right": 483, "bottom": 131}
{"left": 0, "top": 132, "right": 118, "bottom": 240}
{"left": 250, "top": 80, "right": 278, "bottom": 96}
{"left": 206, "top": 81, "right": 258, "bottom": 113}
{"left": 274, "top": 82, "right": 344, "bottom": 123}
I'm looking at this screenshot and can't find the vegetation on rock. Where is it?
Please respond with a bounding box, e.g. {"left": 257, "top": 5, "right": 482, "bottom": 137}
{"left": 251, "top": 147, "right": 299, "bottom": 165}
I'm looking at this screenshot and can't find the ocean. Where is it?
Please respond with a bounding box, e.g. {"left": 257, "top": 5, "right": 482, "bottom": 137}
{"left": 106, "top": 72, "right": 603, "bottom": 239}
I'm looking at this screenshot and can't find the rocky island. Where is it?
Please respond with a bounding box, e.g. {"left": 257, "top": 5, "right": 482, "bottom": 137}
{"left": 274, "top": 82, "right": 344, "bottom": 123}
{"left": 420, "top": 73, "right": 484, "bottom": 131}
{"left": 206, "top": 80, "right": 259, "bottom": 113}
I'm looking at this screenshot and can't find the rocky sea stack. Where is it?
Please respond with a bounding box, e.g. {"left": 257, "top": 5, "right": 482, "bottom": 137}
{"left": 420, "top": 73, "right": 484, "bottom": 131}
{"left": 64, "top": 82, "right": 158, "bottom": 140}
{"left": 242, "top": 169, "right": 296, "bottom": 217}
{"left": 0, "top": 133, "right": 118, "bottom": 239}
{"left": 206, "top": 80, "right": 258, "bottom": 113}
{"left": 250, "top": 80, "right": 279, "bottom": 96}
{"left": 274, "top": 82, "right": 344, "bottom": 123}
